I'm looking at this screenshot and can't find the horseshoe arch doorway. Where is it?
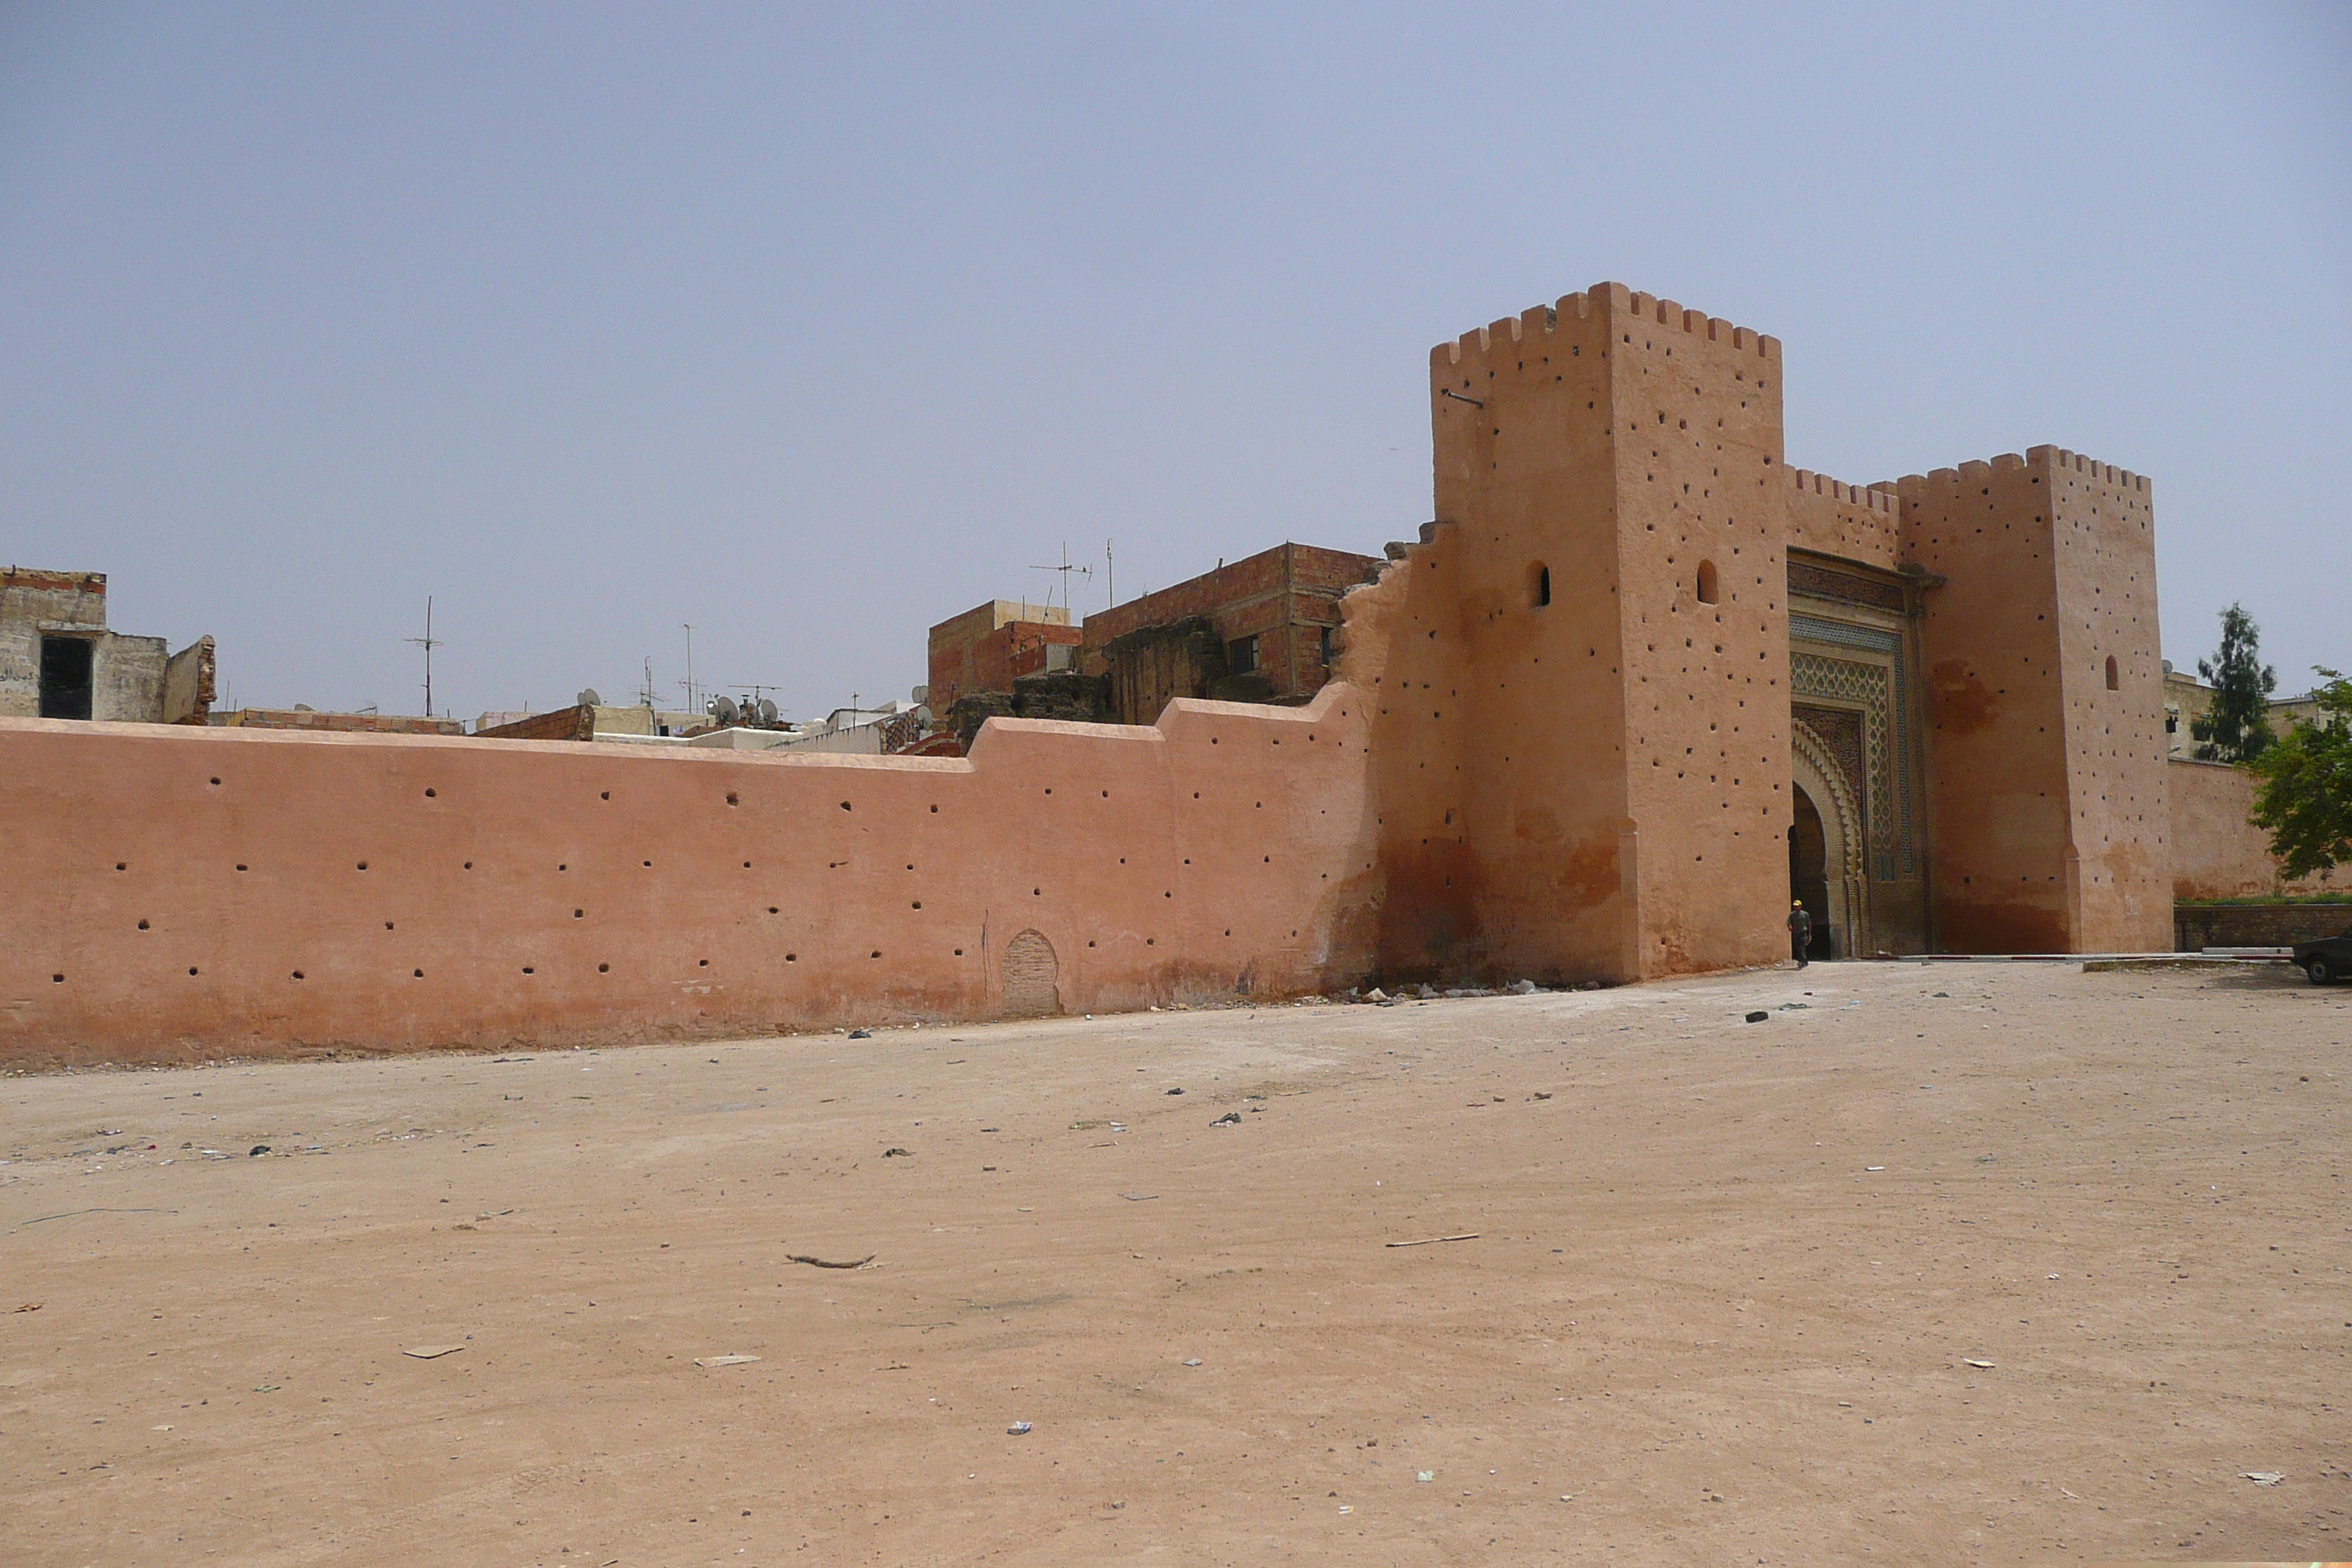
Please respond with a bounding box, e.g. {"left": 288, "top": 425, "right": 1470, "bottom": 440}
{"left": 1789, "top": 728, "right": 1866, "bottom": 960}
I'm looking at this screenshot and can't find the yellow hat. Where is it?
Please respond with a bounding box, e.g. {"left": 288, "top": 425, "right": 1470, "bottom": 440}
{"left": 1792, "top": 900, "right": 1804, "bottom": 908}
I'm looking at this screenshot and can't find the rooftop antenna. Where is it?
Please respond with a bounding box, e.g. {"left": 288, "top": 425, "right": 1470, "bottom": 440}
{"left": 404, "top": 596, "right": 442, "bottom": 717}
{"left": 640, "top": 657, "right": 656, "bottom": 708}
{"left": 1027, "top": 540, "right": 1092, "bottom": 616}
{"left": 680, "top": 623, "right": 696, "bottom": 715}
{"left": 721, "top": 682, "right": 786, "bottom": 720}
{"left": 1104, "top": 537, "right": 1115, "bottom": 608}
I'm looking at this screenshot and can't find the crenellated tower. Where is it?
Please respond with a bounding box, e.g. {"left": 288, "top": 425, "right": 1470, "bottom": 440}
{"left": 1898, "top": 448, "right": 2168, "bottom": 951}
{"left": 1345, "top": 282, "right": 1793, "bottom": 982}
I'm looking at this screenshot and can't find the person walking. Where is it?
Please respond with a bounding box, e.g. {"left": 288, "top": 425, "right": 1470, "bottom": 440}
{"left": 1789, "top": 899, "right": 1813, "bottom": 969}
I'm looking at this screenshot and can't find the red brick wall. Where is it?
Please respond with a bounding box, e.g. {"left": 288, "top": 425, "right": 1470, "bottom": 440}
{"left": 221, "top": 709, "right": 467, "bottom": 736}
{"left": 1, "top": 568, "right": 107, "bottom": 598}
{"left": 930, "top": 620, "right": 1081, "bottom": 713}
{"left": 475, "top": 706, "right": 595, "bottom": 742}
{"left": 1085, "top": 548, "right": 1293, "bottom": 649}
{"left": 1080, "top": 543, "right": 1377, "bottom": 696}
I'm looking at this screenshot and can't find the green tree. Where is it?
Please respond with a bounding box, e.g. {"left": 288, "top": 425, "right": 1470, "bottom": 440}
{"left": 2249, "top": 668, "right": 2352, "bottom": 881}
{"left": 2190, "top": 602, "right": 2277, "bottom": 763}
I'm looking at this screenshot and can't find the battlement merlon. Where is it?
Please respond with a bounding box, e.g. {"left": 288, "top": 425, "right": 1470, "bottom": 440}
{"left": 1896, "top": 446, "right": 2149, "bottom": 495}
{"left": 1428, "top": 282, "right": 1781, "bottom": 374}
{"left": 2031, "top": 445, "right": 2149, "bottom": 493}
{"left": 1785, "top": 467, "right": 1899, "bottom": 517}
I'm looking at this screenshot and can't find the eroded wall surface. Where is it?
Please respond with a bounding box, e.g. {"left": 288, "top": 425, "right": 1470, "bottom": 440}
{"left": 0, "top": 689, "right": 1379, "bottom": 1067}
{"left": 91, "top": 633, "right": 169, "bottom": 720}
{"left": 161, "top": 636, "right": 215, "bottom": 724}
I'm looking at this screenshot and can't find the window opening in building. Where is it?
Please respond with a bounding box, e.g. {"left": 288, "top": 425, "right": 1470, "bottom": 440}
{"left": 1696, "top": 560, "right": 1720, "bottom": 605}
{"left": 2105, "top": 655, "right": 2119, "bottom": 690}
{"left": 1227, "top": 635, "right": 1258, "bottom": 675}
{"left": 38, "top": 636, "right": 94, "bottom": 720}
{"left": 1530, "top": 563, "right": 1551, "bottom": 608}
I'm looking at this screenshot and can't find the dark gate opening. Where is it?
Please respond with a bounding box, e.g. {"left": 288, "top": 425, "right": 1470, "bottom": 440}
{"left": 1788, "top": 784, "right": 1833, "bottom": 960}
{"left": 38, "top": 636, "right": 94, "bottom": 720}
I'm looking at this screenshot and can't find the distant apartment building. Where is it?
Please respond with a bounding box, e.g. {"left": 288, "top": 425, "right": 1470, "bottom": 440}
{"left": 2160, "top": 664, "right": 2326, "bottom": 758}
{"left": 0, "top": 568, "right": 214, "bottom": 723}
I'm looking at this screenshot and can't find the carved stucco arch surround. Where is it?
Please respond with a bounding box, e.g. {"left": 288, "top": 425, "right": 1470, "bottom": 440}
{"left": 1791, "top": 718, "right": 1868, "bottom": 959}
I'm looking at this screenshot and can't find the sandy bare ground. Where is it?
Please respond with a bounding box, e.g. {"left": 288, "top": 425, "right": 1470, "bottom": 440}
{"left": 4, "top": 961, "right": 2348, "bottom": 1565}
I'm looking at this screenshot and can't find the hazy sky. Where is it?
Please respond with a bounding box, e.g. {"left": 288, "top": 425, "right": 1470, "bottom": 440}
{"left": 3, "top": 2, "right": 2346, "bottom": 723}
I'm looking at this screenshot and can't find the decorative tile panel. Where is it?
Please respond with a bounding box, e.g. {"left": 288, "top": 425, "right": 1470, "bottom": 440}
{"left": 1792, "top": 652, "right": 1901, "bottom": 880}
{"left": 1793, "top": 704, "right": 1867, "bottom": 845}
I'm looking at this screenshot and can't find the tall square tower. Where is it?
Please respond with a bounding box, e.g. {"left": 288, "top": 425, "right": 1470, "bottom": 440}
{"left": 1898, "top": 449, "right": 2168, "bottom": 951}
{"left": 1354, "top": 283, "right": 1793, "bottom": 982}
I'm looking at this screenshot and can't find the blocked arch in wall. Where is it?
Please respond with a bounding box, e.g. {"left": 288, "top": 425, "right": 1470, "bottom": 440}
{"left": 1792, "top": 719, "right": 1867, "bottom": 960}
{"left": 1000, "top": 929, "right": 1060, "bottom": 1018}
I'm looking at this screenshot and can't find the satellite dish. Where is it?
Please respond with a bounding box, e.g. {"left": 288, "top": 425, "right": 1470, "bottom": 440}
{"left": 576, "top": 688, "right": 601, "bottom": 708}
{"left": 756, "top": 697, "right": 778, "bottom": 724}
{"left": 712, "top": 695, "right": 741, "bottom": 725}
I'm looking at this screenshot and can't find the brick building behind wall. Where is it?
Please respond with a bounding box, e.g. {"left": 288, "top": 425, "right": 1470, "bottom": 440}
{"left": 1081, "top": 543, "right": 1382, "bottom": 724}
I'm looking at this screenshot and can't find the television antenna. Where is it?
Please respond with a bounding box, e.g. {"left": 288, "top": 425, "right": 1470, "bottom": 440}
{"left": 720, "top": 683, "right": 788, "bottom": 725}
{"left": 1027, "top": 541, "right": 1093, "bottom": 616}
{"left": 404, "top": 596, "right": 442, "bottom": 716}
{"left": 679, "top": 624, "right": 698, "bottom": 715}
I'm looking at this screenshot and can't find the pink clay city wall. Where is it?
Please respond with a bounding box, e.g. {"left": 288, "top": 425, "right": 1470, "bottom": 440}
{"left": 0, "top": 280, "right": 2276, "bottom": 1065}
{"left": 2166, "top": 757, "right": 2337, "bottom": 902}
{"left": 0, "top": 690, "right": 1378, "bottom": 1067}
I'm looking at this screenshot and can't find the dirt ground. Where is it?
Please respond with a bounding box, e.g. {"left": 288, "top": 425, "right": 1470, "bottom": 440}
{"left": 4, "top": 960, "right": 2348, "bottom": 1565}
